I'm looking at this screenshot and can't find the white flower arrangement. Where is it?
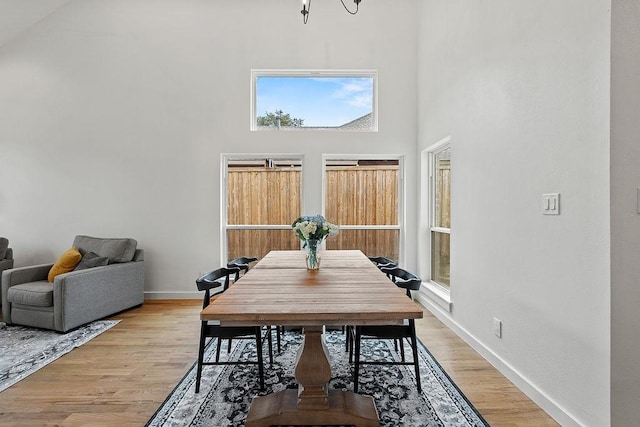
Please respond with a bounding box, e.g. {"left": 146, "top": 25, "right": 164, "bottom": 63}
{"left": 292, "top": 215, "right": 339, "bottom": 245}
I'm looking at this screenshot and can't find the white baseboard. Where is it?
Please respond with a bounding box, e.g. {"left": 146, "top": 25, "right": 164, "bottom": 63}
{"left": 144, "top": 291, "right": 201, "bottom": 299}
{"left": 415, "top": 291, "right": 583, "bottom": 427}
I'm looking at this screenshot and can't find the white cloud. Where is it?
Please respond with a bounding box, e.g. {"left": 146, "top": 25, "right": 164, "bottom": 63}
{"left": 348, "top": 94, "right": 372, "bottom": 108}
{"left": 332, "top": 79, "right": 372, "bottom": 109}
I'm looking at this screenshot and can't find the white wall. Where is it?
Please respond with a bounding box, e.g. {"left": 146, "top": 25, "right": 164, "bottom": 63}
{"left": 416, "top": 1, "right": 610, "bottom": 426}
{"left": 0, "top": 0, "right": 72, "bottom": 46}
{"left": 611, "top": 1, "right": 640, "bottom": 425}
{"left": 0, "top": 0, "right": 418, "bottom": 297}
{"left": 1, "top": 1, "right": 624, "bottom": 425}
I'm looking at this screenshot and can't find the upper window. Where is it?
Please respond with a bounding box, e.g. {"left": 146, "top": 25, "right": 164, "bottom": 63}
{"left": 251, "top": 70, "right": 377, "bottom": 131}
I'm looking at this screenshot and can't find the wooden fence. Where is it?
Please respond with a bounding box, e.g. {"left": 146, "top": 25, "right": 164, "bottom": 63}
{"left": 227, "top": 167, "right": 301, "bottom": 225}
{"left": 227, "top": 230, "right": 300, "bottom": 261}
{"left": 226, "top": 164, "right": 400, "bottom": 261}
{"left": 325, "top": 165, "right": 399, "bottom": 260}
{"left": 324, "top": 165, "right": 398, "bottom": 226}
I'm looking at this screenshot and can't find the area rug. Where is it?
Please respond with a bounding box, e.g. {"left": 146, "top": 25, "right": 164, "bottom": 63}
{"left": 0, "top": 320, "right": 119, "bottom": 392}
{"left": 147, "top": 330, "right": 489, "bottom": 427}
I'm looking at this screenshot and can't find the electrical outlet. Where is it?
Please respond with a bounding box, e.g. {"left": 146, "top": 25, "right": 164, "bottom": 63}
{"left": 492, "top": 317, "right": 502, "bottom": 338}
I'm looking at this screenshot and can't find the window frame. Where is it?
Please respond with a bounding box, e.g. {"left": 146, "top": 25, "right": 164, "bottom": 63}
{"left": 322, "top": 154, "right": 404, "bottom": 264}
{"left": 221, "top": 153, "right": 305, "bottom": 266}
{"left": 250, "top": 69, "right": 378, "bottom": 132}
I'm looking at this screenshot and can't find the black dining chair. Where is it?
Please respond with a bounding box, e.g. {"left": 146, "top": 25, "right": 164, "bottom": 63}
{"left": 350, "top": 267, "right": 423, "bottom": 393}
{"left": 195, "top": 266, "right": 271, "bottom": 393}
{"left": 344, "top": 256, "right": 400, "bottom": 353}
{"left": 227, "top": 256, "right": 284, "bottom": 353}
{"left": 227, "top": 256, "right": 258, "bottom": 282}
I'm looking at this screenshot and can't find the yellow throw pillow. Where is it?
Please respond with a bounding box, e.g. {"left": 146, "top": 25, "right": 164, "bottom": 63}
{"left": 48, "top": 247, "right": 82, "bottom": 282}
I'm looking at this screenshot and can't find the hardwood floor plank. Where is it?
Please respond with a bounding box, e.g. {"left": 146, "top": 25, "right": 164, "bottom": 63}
{"left": 0, "top": 300, "right": 558, "bottom": 426}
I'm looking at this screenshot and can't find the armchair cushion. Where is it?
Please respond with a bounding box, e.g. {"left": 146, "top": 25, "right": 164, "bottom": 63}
{"left": 74, "top": 252, "right": 109, "bottom": 271}
{"left": 7, "top": 281, "right": 53, "bottom": 307}
{"left": 73, "top": 235, "right": 137, "bottom": 263}
{"left": 48, "top": 247, "right": 82, "bottom": 282}
{"left": 0, "top": 237, "right": 8, "bottom": 259}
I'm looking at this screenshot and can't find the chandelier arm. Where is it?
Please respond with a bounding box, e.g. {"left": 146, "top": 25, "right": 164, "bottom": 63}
{"left": 301, "top": 0, "right": 311, "bottom": 24}
{"left": 340, "top": 0, "right": 360, "bottom": 15}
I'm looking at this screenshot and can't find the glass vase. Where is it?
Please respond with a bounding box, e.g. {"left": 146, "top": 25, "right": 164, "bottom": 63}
{"left": 305, "top": 239, "right": 320, "bottom": 270}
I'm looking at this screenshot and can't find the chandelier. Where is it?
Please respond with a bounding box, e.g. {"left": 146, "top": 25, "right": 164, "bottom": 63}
{"left": 301, "top": 0, "right": 362, "bottom": 24}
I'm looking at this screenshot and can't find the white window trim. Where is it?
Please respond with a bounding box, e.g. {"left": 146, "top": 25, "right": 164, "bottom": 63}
{"left": 420, "top": 281, "right": 452, "bottom": 312}
{"left": 322, "top": 154, "right": 404, "bottom": 264}
{"left": 220, "top": 153, "right": 305, "bottom": 266}
{"left": 420, "top": 137, "right": 452, "bottom": 312}
{"left": 250, "top": 69, "right": 378, "bottom": 132}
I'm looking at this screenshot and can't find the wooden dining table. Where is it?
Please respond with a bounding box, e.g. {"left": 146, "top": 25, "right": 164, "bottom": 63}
{"left": 200, "top": 249, "right": 423, "bottom": 427}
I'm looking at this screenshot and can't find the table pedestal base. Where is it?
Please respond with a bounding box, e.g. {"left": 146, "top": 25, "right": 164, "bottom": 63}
{"left": 246, "top": 389, "right": 379, "bottom": 427}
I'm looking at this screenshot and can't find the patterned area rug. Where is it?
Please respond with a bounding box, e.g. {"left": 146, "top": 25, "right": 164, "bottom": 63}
{"left": 0, "top": 320, "right": 119, "bottom": 392}
{"left": 147, "top": 330, "right": 489, "bottom": 427}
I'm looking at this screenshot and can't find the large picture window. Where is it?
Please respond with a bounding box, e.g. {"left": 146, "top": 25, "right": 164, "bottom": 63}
{"left": 324, "top": 157, "right": 402, "bottom": 262}
{"left": 223, "top": 156, "right": 302, "bottom": 262}
{"left": 251, "top": 70, "right": 377, "bottom": 131}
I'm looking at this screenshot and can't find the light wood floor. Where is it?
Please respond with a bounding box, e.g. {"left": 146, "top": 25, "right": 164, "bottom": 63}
{"left": 0, "top": 300, "right": 559, "bottom": 426}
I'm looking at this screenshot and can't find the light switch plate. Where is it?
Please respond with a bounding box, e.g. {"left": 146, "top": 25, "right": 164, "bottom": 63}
{"left": 542, "top": 193, "right": 560, "bottom": 215}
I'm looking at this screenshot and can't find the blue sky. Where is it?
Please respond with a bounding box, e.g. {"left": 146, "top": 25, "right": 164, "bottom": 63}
{"left": 256, "top": 76, "right": 373, "bottom": 127}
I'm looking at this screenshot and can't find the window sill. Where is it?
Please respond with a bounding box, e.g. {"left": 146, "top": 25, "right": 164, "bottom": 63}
{"left": 420, "top": 281, "right": 452, "bottom": 312}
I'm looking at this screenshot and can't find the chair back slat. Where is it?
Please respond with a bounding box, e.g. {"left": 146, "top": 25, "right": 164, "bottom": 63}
{"left": 196, "top": 266, "right": 241, "bottom": 308}
{"left": 227, "top": 256, "right": 258, "bottom": 281}
{"left": 368, "top": 256, "right": 397, "bottom": 269}
{"left": 379, "top": 266, "right": 422, "bottom": 296}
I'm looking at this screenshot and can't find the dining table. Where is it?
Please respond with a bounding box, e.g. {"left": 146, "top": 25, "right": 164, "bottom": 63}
{"left": 200, "top": 249, "right": 423, "bottom": 427}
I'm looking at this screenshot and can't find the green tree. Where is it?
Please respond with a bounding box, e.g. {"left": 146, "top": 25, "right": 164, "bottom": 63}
{"left": 257, "top": 110, "right": 304, "bottom": 128}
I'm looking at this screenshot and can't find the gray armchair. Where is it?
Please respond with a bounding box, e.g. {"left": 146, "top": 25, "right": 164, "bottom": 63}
{"left": 0, "top": 237, "right": 14, "bottom": 304}
{"left": 1, "top": 235, "right": 144, "bottom": 332}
